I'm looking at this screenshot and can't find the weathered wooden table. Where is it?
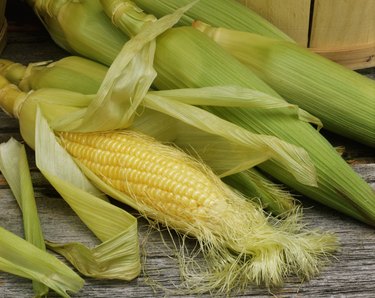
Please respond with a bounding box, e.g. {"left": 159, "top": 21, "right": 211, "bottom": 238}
{"left": 1, "top": 3, "right": 375, "bottom": 298}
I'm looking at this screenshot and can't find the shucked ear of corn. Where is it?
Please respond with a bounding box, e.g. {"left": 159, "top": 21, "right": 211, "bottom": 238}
{"left": 22, "top": 0, "right": 375, "bottom": 225}
{"left": 194, "top": 21, "right": 375, "bottom": 147}
{"left": 55, "top": 129, "right": 337, "bottom": 292}
{"left": 0, "top": 56, "right": 312, "bottom": 215}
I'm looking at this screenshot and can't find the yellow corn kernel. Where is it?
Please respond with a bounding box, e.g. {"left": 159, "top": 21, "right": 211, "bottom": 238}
{"left": 58, "top": 130, "right": 228, "bottom": 230}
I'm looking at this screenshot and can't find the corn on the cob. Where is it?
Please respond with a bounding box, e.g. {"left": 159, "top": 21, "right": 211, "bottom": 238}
{"left": 25, "top": 0, "right": 375, "bottom": 225}
{"left": 194, "top": 22, "right": 375, "bottom": 147}
{"left": 56, "top": 129, "right": 337, "bottom": 292}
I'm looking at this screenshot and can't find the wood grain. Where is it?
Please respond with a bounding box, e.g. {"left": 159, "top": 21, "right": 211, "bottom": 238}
{"left": 237, "top": 0, "right": 311, "bottom": 46}
{"left": 1, "top": 6, "right": 375, "bottom": 298}
{"left": 310, "top": 0, "right": 375, "bottom": 69}
{"left": 311, "top": 0, "right": 375, "bottom": 48}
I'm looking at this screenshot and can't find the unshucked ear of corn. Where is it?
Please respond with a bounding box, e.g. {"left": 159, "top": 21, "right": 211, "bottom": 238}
{"left": 194, "top": 21, "right": 375, "bottom": 147}
{"left": 22, "top": 0, "right": 375, "bottom": 225}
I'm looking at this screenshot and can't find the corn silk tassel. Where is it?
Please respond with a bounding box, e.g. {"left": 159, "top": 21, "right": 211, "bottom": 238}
{"left": 0, "top": 10, "right": 338, "bottom": 292}
{"left": 193, "top": 21, "right": 375, "bottom": 147}
{"left": 23, "top": 0, "right": 375, "bottom": 225}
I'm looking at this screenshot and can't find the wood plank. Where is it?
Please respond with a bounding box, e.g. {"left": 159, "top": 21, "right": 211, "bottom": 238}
{"left": 310, "top": 0, "right": 375, "bottom": 69}
{"left": 237, "top": 0, "right": 311, "bottom": 46}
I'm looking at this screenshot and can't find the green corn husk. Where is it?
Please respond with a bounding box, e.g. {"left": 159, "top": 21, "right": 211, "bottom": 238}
{"left": 26, "top": 0, "right": 375, "bottom": 225}
{"left": 133, "top": 0, "right": 293, "bottom": 41}
{"left": 194, "top": 22, "right": 375, "bottom": 147}
{"left": 223, "top": 169, "right": 296, "bottom": 216}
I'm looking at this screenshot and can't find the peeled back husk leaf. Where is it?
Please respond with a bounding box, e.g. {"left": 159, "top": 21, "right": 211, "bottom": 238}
{"left": 35, "top": 108, "right": 141, "bottom": 280}
{"left": 0, "top": 138, "right": 48, "bottom": 297}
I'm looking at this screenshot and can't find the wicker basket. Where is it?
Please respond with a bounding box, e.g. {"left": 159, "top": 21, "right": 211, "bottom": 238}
{"left": 0, "top": 0, "right": 7, "bottom": 54}
{"left": 238, "top": 0, "right": 375, "bottom": 70}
